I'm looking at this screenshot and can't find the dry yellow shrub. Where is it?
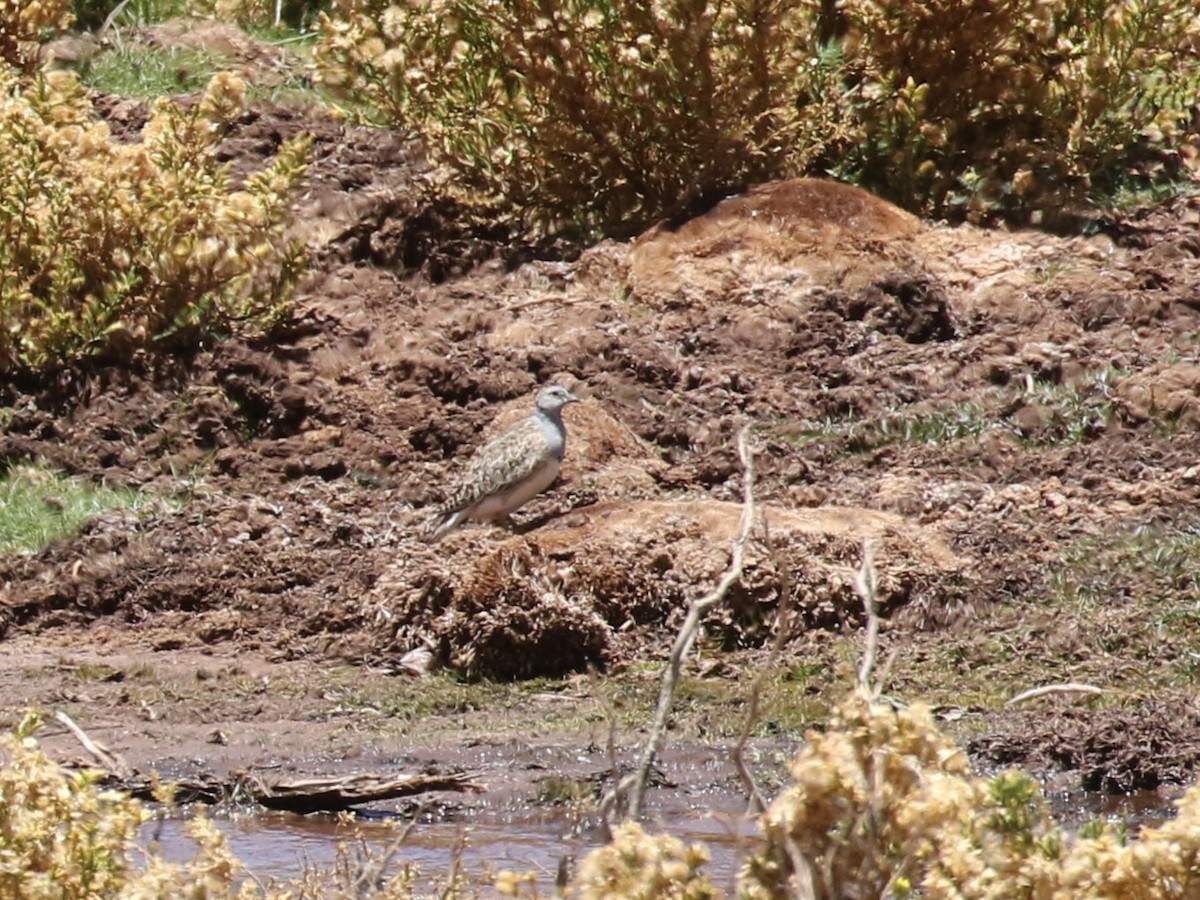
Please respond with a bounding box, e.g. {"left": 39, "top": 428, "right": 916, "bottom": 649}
{"left": 0, "top": 713, "right": 146, "bottom": 897}
{"left": 316, "top": 0, "right": 1200, "bottom": 231}
{"left": 0, "top": 715, "right": 420, "bottom": 899}
{"left": 0, "top": 0, "right": 72, "bottom": 73}
{"left": 0, "top": 67, "right": 311, "bottom": 374}
{"left": 574, "top": 821, "right": 718, "bottom": 900}
{"left": 315, "top": 0, "right": 850, "bottom": 235}
{"left": 836, "top": 0, "right": 1200, "bottom": 218}
{"left": 735, "top": 689, "right": 1200, "bottom": 899}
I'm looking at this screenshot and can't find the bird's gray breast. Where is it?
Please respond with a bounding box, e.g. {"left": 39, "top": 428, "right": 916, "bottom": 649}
{"left": 535, "top": 411, "right": 567, "bottom": 461}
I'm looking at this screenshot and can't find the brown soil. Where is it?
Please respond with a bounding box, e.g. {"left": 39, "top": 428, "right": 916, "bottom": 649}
{"left": 6, "top": 30, "right": 1200, "bottom": 813}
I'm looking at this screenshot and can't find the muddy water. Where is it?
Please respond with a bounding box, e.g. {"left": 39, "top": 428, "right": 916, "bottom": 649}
{"left": 146, "top": 805, "right": 761, "bottom": 890}
{"left": 144, "top": 786, "right": 1187, "bottom": 890}
{"left": 141, "top": 739, "right": 785, "bottom": 889}
{"left": 1048, "top": 786, "right": 1185, "bottom": 834}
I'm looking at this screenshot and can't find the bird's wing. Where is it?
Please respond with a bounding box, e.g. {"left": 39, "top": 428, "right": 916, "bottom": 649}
{"left": 439, "top": 419, "right": 549, "bottom": 513}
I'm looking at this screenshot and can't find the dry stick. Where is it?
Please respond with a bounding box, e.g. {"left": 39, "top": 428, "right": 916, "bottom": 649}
{"left": 732, "top": 514, "right": 795, "bottom": 815}
{"left": 608, "top": 425, "right": 756, "bottom": 821}
{"left": 501, "top": 293, "right": 594, "bottom": 314}
{"left": 53, "top": 710, "right": 134, "bottom": 779}
{"left": 853, "top": 536, "right": 883, "bottom": 693}
{"left": 99, "top": 0, "right": 134, "bottom": 33}
{"left": 1007, "top": 683, "right": 1104, "bottom": 705}
{"left": 350, "top": 806, "right": 425, "bottom": 896}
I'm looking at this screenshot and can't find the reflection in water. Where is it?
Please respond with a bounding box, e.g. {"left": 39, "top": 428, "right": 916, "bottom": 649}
{"left": 142, "top": 786, "right": 1186, "bottom": 889}
{"left": 144, "top": 806, "right": 763, "bottom": 891}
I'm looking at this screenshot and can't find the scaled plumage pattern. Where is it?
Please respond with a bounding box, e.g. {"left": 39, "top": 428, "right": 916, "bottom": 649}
{"left": 424, "top": 384, "right": 581, "bottom": 541}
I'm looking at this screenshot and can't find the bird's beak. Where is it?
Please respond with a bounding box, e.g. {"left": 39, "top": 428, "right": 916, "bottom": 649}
{"left": 566, "top": 390, "right": 582, "bottom": 404}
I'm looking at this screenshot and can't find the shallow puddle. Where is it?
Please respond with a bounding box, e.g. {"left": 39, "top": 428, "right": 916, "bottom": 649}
{"left": 143, "top": 784, "right": 1188, "bottom": 890}
{"left": 146, "top": 803, "right": 763, "bottom": 890}
{"left": 1047, "top": 785, "right": 1184, "bottom": 834}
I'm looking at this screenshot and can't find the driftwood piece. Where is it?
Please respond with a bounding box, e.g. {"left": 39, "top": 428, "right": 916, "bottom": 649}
{"left": 248, "top": 771, "right": 484, "bottom": 814}
{"left": 55, "top": 710, "right": 484, "bottom": 813}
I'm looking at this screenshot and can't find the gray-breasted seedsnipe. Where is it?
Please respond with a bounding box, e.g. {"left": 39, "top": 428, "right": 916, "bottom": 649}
{"left": 424, "top": 384, "right": 581, "bottom": 541}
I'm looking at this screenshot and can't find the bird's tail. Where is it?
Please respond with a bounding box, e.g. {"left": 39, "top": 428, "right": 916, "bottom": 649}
{"left": 421, "top": 507, "right": 462, "bottom": 543}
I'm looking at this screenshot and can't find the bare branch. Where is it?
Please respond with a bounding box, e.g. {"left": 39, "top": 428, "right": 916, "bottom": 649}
{"left": 54, "top": 710, "right": 134, "bottom": 779}
{"left": 854, "top": 536, "right": 882, "bottom": 694}
{"left": 733, "top": 512, "right": 793, "bottom": 815}
{"left": 99, "top": 0, "right": 134, "bottom": 33}
{"left": 604, "top": 425, "right": 756, "bottom": 821}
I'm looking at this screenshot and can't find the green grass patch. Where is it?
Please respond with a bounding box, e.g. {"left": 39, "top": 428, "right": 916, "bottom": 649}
{"left": 75, "top": 26, "right": 339, "bottom": 113}
{"left": 0, "top": 463, "right": 156, "bottom": 556}
{"left": 794, "top": 368, "right": 1127, "bottom": 458}
{"left": 77, "top": 39, "right": 230, "bottom": 99}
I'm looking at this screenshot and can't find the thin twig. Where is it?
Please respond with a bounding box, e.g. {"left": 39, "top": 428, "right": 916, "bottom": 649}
{"left": 732, "top": 513, "right": 793, "bottom": 815}
{"left": 351, "top": 805, "right": 424, "bottom": 895}
{"left": 1007, "top": 683, "right": 1104, "bottom": 705}
{"left": 54, "top": 710, "right": 135, "bottom": 779}
{"left": 500, "top": 292, "right": 600, "bottom": 314}
{"left": 99, "top": 0, "right": 135, "bottom": 33}
{"left": 605, "top": 425, "right": 756, "bottom": 821}
{"left": 854, "top": 536, "right": 882, "bottom": 693}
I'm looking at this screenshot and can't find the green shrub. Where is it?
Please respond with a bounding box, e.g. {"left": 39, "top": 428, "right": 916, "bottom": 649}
{"left": 0, "top": 68, "right": 311, "bottom": 374}
{"left": 315, "top": 0, "right": 1200, "bottom": 234}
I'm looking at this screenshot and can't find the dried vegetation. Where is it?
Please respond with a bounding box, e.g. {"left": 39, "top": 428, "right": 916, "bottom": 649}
{"left": 0, "top": 2, "right": 311, "bottom": 375}
{"left": 315, "top": 0, "right": 1200, "bottom": 233}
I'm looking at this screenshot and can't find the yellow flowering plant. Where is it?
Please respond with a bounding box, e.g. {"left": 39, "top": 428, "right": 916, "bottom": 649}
{"left": 0, "top": 68, "right": 311, "bottom": 374}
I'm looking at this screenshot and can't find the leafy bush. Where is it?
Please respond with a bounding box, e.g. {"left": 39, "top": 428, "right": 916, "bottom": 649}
{"left": 315, "top": 0, "right": 844, "bottom": 236}
{"left": 0, "top": 68, "right": 311, "bottom": 374}
{"left": 315, "top": 0, "right": 1200, "bottom": 234}
{"left": 0, "top": 0, "right": 72, "bottom": 72}
{"left": 833, "top": 0, "right": 1200, "bottom": 218}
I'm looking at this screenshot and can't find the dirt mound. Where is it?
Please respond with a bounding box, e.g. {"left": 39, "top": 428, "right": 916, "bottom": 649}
{"left": 369, "top": 501, "right": 962, "bottom": 679}
{"left": 629, "top": 179, "right": 924, "bottom": 310}
{"left": 1117, "top": 362, "right": 1200, "bottom": 426}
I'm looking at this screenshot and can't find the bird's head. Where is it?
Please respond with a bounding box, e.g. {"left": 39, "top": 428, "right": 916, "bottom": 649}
{"left": 535, "top": 384, "right": 581, "bottom": 413}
